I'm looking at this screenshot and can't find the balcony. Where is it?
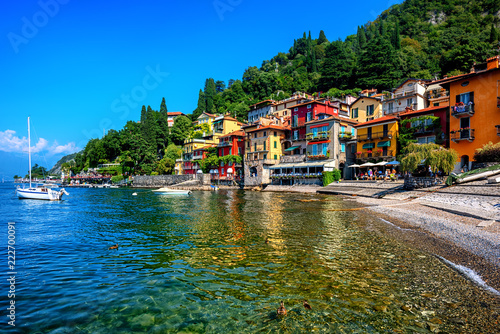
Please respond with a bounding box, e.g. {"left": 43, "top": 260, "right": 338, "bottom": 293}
{"left": 450, "top": 129, "right": 475, "bottom": 142}
{"left": 497, "top": 97, "right": 500, "bottom": 108}
{"left": 414, "top": 125, "right": 435, "bottom": 134}
{"left": 356, "top": 150, "right": 394, "bottom": 159}
{"left": 217, "top": 141, "right": 232, "bottom": 147}
{"left": 291, "top": 135, "right": 307, "bottom": 142}
{"left": 306, "top": 132, "right": 329, "bottom": 141}
{"left": 307, "top": 154, "right": 329, "bottom": 160}
{"left": 338, "top": 132, "right": 354, "bottom": 141}
{"left": 357, "top": 131, "right": 393, "bottom": 141}
{"left": 451, "top": 103, "right": 474, "bottom": 118}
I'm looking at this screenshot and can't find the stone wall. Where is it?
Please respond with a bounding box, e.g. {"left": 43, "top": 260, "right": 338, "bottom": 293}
{"left": 133, "top": 174, "right": 200, "bottom": 188}
{"left": 244, "top": 160, "right": 273, "bottom": 187}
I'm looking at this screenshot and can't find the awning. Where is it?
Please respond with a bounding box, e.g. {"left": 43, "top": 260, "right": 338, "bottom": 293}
{"left": 377, "top": 140, "right": 391, "bottom": 147}
{"left": 227, "top": 168, "right": 233, "bottom": 173}
{"left": 362, "top": 143, "right": 375, "bottom": 149}
{"left": 284, "top": 145, "right": 301, "bottom": 152}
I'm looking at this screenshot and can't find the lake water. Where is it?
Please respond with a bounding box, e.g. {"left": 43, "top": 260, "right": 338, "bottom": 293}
{"left": 1, "top": 184, "right": 499, "bottom": 333}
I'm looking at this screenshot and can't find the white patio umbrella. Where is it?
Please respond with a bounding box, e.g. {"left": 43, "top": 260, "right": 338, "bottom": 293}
{"left": 375, "top": 161, "right": 388, "bottom": 166}
{"left": 349, "top": 164, "right": 361, "bottom": 168}
{"left": 360, "top": 162, "right": 376, "bottom": 167}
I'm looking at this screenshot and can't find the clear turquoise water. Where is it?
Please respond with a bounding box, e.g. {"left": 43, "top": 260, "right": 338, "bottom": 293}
{"left": 0, "top": 184, "right": 499, "bottom": 333}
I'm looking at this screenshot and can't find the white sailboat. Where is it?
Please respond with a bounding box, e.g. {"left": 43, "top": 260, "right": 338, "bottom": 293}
{"left": 16, "top": 117, "right": 69, "bottom": 201}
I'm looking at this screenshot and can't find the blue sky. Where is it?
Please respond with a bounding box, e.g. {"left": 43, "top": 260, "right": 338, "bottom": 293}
{"left": 0, "top": 0, "right": 401, "bottom": 178}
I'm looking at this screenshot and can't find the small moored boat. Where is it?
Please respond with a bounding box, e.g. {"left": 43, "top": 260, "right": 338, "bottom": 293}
{"left": 152, "top": 187, "right": 191, "bottom": 195}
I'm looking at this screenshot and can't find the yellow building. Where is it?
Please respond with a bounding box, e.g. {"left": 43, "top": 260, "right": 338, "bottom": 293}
{"left": 354, "top": 115, "right": 399, "bottom": 161}
{"left": 244, "top": 124, "right": 287, "bottom": 161}
{"left": 195, "top": 112, "right": 217, "bottom": 131}
{"left": 350, "top": 96, "right": 383, "bottom": 123}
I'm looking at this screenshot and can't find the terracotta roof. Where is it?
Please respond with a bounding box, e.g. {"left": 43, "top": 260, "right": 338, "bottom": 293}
{"left": 306, "top": 115, "right": 358, "bottom": 126}
{"left": 244, "top": 124, "right": 287, "bottom": 133}
{"left": 198, "top": 112, "right": 216, "bottom": 119}
{"left": 429, "top": 67, "right": 500, "bottom": 86}
{"left": 350, "top": 95, "right": 381, "bottom": 106}
{"left": 219, "top": 130, "right": 246, "bottom": 138}
{"left": 249, "top": 99, "right": 276, "bottom": 108}
{"left": 399, "top": 106, "right": 448, "bottom": 117}
{"left": 354, "top": 115, "right": 399, "bottom": 128}
{"left": 167, "top": 112, "right": 185, "bottom": 116}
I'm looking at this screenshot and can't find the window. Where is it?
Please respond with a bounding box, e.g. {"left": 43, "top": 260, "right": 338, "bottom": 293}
{"left": 307, "top": 104, "right": 312, "bottom": 109}
{"left": 293, "top": 115, "right": 298, "bottom": 127}
{"left": 293, "top": 130, "right": 298, "bottom": 140}
{"left": 388, "top": 102, "right": 394, "bottom": 113}
{"left": 313, "top": 127, "right": 318, "bottom": 137}
{"left": 254, "top": 133, "right": 257, "bottom": 138}
{"left": 406, "top": 98, "right": 413, "bottom": 107}
{"left": 221, "top": 161, "right": 225, "bottom": 167}
{"left": 306, "top": 112, "right": 312, "bottom": 122}
{"left": 283, "top": 111, "right": 287, "bottom": 116}
{"left": 340, "top": 125, "right": 345, "bottom": 134}
{"left": 294, "top": 107, "right": 298, "bottom": 111}
{"left": 238, "top": 147, "right": 241, "bottom": 155}
{"left": 274, "top": 154, "right": 277, "bottom": 159}
{"left": 351, "top": 128, "right": 355, "bottom": 136}
{"left": 312, "top": 144, "right": 318, "bottom": 155}
{"left": 322, "top": 143, "right": 328, "bottom": 155}
{"left": 254, "top": 143, "right": 257, "bottom": 151}
{"left": 274, "top": 131, "right": 277, "bottom": 136}
{"left": 352, "top": 108, "right": 358, "bottom": 118}
{"left": 367, "top": 105, "right": 374, "bottom": 116}
{"left": 263, "top": 154, "right": 267, "bottom": 159}
{"left": 367, "top": 127, "right": 372, "bottom": 139}
{"left": 341, "top": 143, "right": 345, "bottom": 153}
{"left": 263, "top": 141, "right": 266, "bottom": 150}
{"left": 274, "top": 141, "right": 277, "bottom": 148}
{"left": 322, "top": 126, "right": 328, "bottom": 133}
{"left": 456, "top": 92, "right": 474, "bottom": 104}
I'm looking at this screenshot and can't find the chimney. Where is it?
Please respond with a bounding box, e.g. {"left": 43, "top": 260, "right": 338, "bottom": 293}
{"left": 486, "top": 55, "right": 500, "bottom": 70}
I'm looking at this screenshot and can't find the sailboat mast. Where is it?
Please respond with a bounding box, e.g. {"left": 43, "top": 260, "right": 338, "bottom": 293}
{"left": 28, "top": 117, "right": 32, "bottom": 188}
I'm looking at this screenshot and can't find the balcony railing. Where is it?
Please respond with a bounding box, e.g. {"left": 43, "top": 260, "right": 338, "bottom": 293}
{"left": 338, "top": 132, "right": 354, "bottom": 140}
{"left": 451, "top": 129, "right": 475, "bottom": 142}
{"left": 217, "top": 141, "right": 232, "bottom": 147}
{"left": 306, "top": 132, "right": 329, "bottom": 141}
{"left": 356, "top": 150, "right": 394, "bottom": 159}
{"left": 292, "top": 135, "right": 307, "bottom": 142}
{"left": 357, "top": 131, "right": 393, "bottom": 141}
{"left": 414, "top": 125, "right": 434, "bottom": 134}
{"left": 451, "top": 103, "right": 474, "bottom": 117}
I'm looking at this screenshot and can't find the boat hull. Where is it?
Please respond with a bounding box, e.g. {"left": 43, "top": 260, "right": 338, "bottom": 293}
{"left": 17, "top": 188, "right": 64, "bottom": 201}
{"left": 152, "top": 187, "right": 191, "bottom": 195}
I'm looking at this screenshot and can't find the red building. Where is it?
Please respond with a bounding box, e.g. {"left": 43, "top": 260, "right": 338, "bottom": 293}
{"left": 290, "top": 100, "right": 339, "bottom": 155}
{"left": 184, "top": 145, "right": 215, "bottom": 175}
{"left": 399, "top": 105, "right": 449, "bottom": 147}
{"left": 216, "top": 130, "right": 245, "bottom": 180}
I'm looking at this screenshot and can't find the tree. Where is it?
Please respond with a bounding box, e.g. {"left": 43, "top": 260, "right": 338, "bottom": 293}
{"left": 140, "top": 105, "right": 147, "bottom": 124}
{"left": 170, "top": 115, "right": 192, "bottom": 145}
{"left": 401, "top": 143, "right": 458, "bottom": 174}
{"left": 357, "top": 26, "right": 367, "bottom": 49}
{"left": 319, "top": 40, "right": 356, "bottom": 90}
{"left": 490, "top": 24, "right": 498, "bottom": 43}
{"left": 192, "top": 89, "right": 205, "bottom": 120}
{"left": 392, "top": 21, "right": 401, "bottom": 50}
{"left": 156, "top": 156, "right": 175, "bottom": 175}
{"left": 160, "top": 97, "right": 168, "bottom": 113}
{"left": 318, "top": 30, "right": 328, "bottom": 44}
{"left": 165, "top": 143, "right": 182, "bottom": 161}
{"left": 215, "top": 80, "right": 226, "bottom": 93}
{"left": 204, "top": 78, "right": 217, "bottom": 113}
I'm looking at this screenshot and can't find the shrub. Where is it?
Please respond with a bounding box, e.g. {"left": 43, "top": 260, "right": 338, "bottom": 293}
{"left": 111, "top": 175, "right": 124, "bottom": 183}
{"left": 322, "top": 169, "right": 341, "bottom": 186}
{"left": 474, "top": 142, "right": 500, "bottom": 162}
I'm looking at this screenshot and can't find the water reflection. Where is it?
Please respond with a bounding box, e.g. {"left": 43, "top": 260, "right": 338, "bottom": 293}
{"left": 1, "top": 187, "right": 499, "bottom": 333}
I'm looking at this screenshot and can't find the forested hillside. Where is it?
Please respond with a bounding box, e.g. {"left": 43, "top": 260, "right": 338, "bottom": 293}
{"left": 193, "top": 0, "right": 500, "bottom": 122}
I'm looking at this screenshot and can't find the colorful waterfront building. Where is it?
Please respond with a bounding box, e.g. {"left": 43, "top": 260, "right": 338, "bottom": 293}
{"left": 381, "top": 78, "right": 429, "bottom": 115}
{"left": 182, "top": 138, "right": 216, "bottom": 174}
{"left": 167, "top": 112, "right": 186, "bottom": 127}
{"left": 399, "top": 106, "right": 449, "bottom": 147}
{"left": 290, "top": 100, "right": 340, "bottom": 156}
{"left": 354, "top": 115, "right": 399, "bottom": 162}
{"left": 216, "top": 130, "right": 246, "bottom": 181}
{"left": 195, "top": 112, "right": 217, "bottom": 131}
{"left": 350, "top": 95, "right": 383, "bottom": 123}
{"left": 435, "top": 55, "right": 500, "bottom": 170}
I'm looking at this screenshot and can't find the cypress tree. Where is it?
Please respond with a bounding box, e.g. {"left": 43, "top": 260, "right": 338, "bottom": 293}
{"left": 204, "top": 78, "right": 216, "bottom": 113}
{"left": 140, "top": 105, "right": 147, "bottom": 124}
{"left": 318, "top": 30, "right": 328, "bottom": 44}
{"left": 357, "top": 26, "right": 367, "bottom": 49}
{"left": 192, "top": 89, "right": 205, "bottom": 120}
{"left": 392, "top": 21, "right": 401, "bottom": 50}
{"left": 160, "top": 97, "right": 167, "bottom": 114}
{"left": 312, "top": 46, "right": 317, "bottom": 73}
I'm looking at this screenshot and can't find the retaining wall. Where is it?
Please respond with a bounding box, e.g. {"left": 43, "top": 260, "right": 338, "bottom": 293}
{"left": 132, "top": 174, "right": 208, "bottom": 188}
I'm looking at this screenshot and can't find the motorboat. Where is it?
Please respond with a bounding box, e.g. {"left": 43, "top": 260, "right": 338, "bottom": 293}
{"left": 152, "top": 187, "right": 191, "bottom": 195}
{"left": 16, "top": 117, "right": 69, "bottom": 201}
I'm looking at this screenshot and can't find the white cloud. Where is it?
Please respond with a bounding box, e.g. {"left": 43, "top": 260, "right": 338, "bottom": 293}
{"left": 0, "top": 129, "right": 79, "bottom": 155}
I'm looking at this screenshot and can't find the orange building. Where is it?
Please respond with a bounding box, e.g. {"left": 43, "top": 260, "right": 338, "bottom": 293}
{"left": 437, "top": 55, "right": 500, "bottom": 170}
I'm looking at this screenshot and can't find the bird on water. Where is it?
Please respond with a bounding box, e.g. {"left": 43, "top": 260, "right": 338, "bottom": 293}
{"left": 277, "top": 301, "right": 287, "bottom": 316}
{"left": 108, "top": 244, "right": 119, "bottom": 250}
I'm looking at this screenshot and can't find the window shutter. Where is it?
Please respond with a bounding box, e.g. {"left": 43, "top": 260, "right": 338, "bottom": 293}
{"left": 469, "top": 92, "right": 474, "bottom": 103}
{"left": 455, "top": 94, "right": 460, "bottom": 104}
